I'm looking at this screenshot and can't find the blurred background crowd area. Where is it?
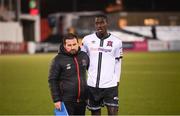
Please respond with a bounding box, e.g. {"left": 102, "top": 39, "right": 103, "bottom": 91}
{"left": 0, "top": 0, "right": 180, "bottom": 54}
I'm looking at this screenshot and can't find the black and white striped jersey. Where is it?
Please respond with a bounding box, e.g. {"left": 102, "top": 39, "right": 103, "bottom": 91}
{"left": 81, "top": 33, "right": 123, "bottom": 88}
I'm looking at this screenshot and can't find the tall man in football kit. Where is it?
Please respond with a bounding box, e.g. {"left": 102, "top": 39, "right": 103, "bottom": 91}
{"left": 48, "top": 33, "right": 89, "bottom": 115}
{"left": 81, "top": 15, "right": 123, "bottom": 115}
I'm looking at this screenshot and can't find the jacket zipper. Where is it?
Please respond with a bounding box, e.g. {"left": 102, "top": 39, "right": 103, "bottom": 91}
{"left": 74, "top": 57, "right": 81, "bottom": 102}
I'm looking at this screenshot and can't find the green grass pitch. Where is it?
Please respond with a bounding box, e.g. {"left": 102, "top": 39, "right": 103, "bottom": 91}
{"left": 0, "top": 52, "right": 180, "bottom": 115}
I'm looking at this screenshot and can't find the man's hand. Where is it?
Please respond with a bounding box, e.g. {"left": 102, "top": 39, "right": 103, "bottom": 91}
{"left": 117, "top": 82, "right": 119, "bottom": 86}
{"left": 54, "top": 101, "right": 62, "bottom": 111}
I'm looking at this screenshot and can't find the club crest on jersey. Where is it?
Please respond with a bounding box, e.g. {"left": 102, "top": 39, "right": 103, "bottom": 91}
{"left": 107, "top": 41, "right": 113, "bottom": 47}
{"left": 66, "top": 64, "right": 71, "bottom": 70}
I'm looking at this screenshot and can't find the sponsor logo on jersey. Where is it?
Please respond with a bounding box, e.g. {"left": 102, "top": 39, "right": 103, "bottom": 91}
{"left": 90, "top": 47, "right": 112, "bottom": 52}
{"left": 98, "top": 47, "right": 112, "bottom": 52}
{"left": 91, "top": 40, "right": 96, "bottom": 44}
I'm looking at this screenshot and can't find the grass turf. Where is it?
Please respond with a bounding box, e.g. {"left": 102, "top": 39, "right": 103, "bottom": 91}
{"left": 0, "top": 52, "right": 180, "bottom": 115}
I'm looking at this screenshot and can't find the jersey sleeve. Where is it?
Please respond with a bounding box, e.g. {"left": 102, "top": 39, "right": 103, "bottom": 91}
{"left": 114, "top": 40, "right": 123, "bottom": 83}
{"left": 81, "top": 37, "right": 89, "bottom": 54}
{"left": 81, "top": 38, "right": 87, "bottom": 53}
{"left": 115, "top": 40, "right": 123, "bottom": 58}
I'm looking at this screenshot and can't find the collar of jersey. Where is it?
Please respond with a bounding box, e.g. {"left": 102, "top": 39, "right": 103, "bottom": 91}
{"left": 95, "top": 32, "right": 111, "bottom": 40}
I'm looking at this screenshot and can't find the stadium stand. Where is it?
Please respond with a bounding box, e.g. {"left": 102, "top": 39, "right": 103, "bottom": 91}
{"left": 110, "top": 30, "right": 145, "bottom": 42}
{"left": 122, "top": 26, "right": 180, "bottom": 41}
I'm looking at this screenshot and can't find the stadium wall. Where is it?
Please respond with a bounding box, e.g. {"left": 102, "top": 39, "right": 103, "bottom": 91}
{"left": 0, "top": 42, "right": 27, "bottom": 54}
{"left": 123, "top": 41, "right": 148, "bottom": 52}
{"left": 0, "top": 22, "right": 23, "bottom": 42}
{"left": 148, "top": 40, "right": 169, "bottom": 51}
{"left": 1, "top": 40, "right": 180, "bottom": 54}
{"left": 123, "top": 40, "right": 180, "bottom": 52}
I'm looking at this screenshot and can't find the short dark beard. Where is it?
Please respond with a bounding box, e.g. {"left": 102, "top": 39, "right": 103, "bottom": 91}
{"left": 69, "top": 49, "right": 78, "bottom": 55}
